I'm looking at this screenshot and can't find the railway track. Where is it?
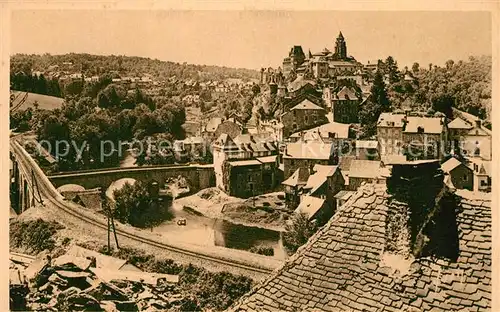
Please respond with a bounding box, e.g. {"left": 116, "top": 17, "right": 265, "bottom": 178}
{"left": 11, "top": 139, "right": 277, "bottom": 276}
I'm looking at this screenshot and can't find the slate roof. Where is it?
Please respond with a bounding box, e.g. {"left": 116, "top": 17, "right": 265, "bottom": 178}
{"left": 233, "top": 134, "right": 278, "bottom": 153}
{"left": 205, "top": 117, "right": 223, "bottom": 133}
{"left": 282, "top": 167, "right": 310, "bottom": 187}
{"left": 448, "top": 117, "right": 473, "bottom": 130}
{"left": 290, "top": 122, "right": 351, "bottom": 140}
{"left": 334, "top": 86, "right": 358, "bottom": 100}
{"left": 288, "top": 78, "right": 317, "bottom": 93}
{"left": 348, "top": 160, "right": 382, "bottom": 179}
{"left": 283, "top": 142, "right": 334, "bottom": 160}
{"left": 290, "top": 99, "right": 325, "bottom": 111}
{"left": 229, "top": 159, "right": 262, "bottom": 167}
{"left": 230, "top": 183, "right": 492, "bottom": 312}
{"left": 356, "top": 140, "right": 378, "bottom": 149}
{"left": 441, "top": 157, "right": 464, "bottom": 173}
{"left": 304, "top": 165, "right": 339, "bottom": 195}
{"left": 294, "top": 196, "right": 326, "bottom": 220}
{"left": 404, "top": 116, "right": 444, "bottom": 134}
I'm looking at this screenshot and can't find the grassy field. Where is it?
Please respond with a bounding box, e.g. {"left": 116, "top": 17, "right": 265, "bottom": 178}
{"left": 11, "top": 91, "right": 65, "bottom": 111}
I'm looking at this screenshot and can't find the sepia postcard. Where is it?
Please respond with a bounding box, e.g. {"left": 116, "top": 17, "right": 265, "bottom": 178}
{"left": 1, "top": 1, "right": 499, "bottom": 311}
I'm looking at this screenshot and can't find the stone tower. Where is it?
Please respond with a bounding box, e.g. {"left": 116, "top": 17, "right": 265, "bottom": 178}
{"left": 335, "top": 31, "right": 347, "bottom": 60}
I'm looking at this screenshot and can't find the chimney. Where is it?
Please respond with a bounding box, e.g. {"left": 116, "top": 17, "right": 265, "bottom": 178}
{"left": 385, "top": 160, "right": 456, "bottom": 259}
{"left": 475, "top": 119, "right": 481, "bottom": 128}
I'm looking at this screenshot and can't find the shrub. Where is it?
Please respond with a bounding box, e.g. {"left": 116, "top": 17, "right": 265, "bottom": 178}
{"left": 283, "top": 212, "right": 318, "bottom": 254}
{"left": 249, "top": 246, "right": 274, "bottom": 256}
{"left": 10, "top": 219, "right": 64, "bottom": 254}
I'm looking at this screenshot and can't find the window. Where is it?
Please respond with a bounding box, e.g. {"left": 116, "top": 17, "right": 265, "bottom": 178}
{"left": 481, "top": 180, "right": 489, "bottom": 187}
{"left": 305, "top": 116, "right": 308, "bottom": 123}
{"left": 248, "top": 176, "right": 253, "bottom": 182}
{"left": 463, "top": 174, "right": 468, "bottom": 181}
{"left": 474, "top": 147, "right": 480, "bottom": 156}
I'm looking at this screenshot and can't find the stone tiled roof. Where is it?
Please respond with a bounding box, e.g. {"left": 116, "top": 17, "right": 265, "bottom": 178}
{"left": 448, "top": 117, "right": 473, "bottom": 130}
{"left": 282, "top": 167, "right": 310, "bottom": 187}
{"left": 290, "top": 99, "right": 325, "bottom": 111}
{"left": 230, "top": 183, "right": 491, "bottom": 312}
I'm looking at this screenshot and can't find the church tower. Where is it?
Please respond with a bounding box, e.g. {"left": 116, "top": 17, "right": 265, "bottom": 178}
{"left": 335, "top": 31, "right": 347, "bottom": 60}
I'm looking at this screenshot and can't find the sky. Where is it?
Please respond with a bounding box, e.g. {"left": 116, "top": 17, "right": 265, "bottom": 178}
{"left": 10, "top": 10, "right": 492, "bottom": 70}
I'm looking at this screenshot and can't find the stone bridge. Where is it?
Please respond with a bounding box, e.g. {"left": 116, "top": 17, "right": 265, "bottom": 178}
{"left": 47, "top": 164, "right": 215, "bottom": 193}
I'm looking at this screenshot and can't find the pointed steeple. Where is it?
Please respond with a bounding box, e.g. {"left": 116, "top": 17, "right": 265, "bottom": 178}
{"left": 338, "top": 31, "right": 344, "bottom": 39}
{"left": 308, "top": 49, "right": 313, "bottom": 59}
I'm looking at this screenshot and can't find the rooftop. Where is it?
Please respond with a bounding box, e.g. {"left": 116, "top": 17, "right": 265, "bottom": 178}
{"left": 231, "top": 183, "right": 492, "bottom": 311}
{"left": 282, "top": 167, "right": 310, "bottom": 187}
{"left": 448, "top": 117, "right": 473, "bottom": 130}
{"left": 290, "top": 99, "right": 324, "bottom": 111}
{"left": 283, "top": 142, "right": 334, "bottom": 160}
{"left": 294, "top": 196, "right": 325, "bottom": 220}
{"left": 348, "top": 160, "right": 382, "bottom": 179}
{"left": 228, "top": 159, "right": 262, "bottom": 167}
{"left": 441, "top": 157, "right": 464, "bottom": 173}
{"left": 290, "top": 122, "right": 350, "bottom": 140}
{"left": 356, "top": 140, "right": 378, "bottom": 149}
{"left": 377, "top": 113, "right": 444, "bottom": 134}
{"left": 334, "top": 86, "right": 358, "bottom": 100}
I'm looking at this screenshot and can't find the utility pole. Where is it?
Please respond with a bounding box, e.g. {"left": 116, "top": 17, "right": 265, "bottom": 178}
{"left": 100, "top": 189, "right": 119, "bottom": 253}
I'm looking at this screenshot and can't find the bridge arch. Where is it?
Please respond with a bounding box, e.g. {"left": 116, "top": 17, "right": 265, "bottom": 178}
{"left": 57, "top": 184, "right": 86, "bottom": 193}
{"left": 106, "top": 178, "right": 137, "bottom": 201}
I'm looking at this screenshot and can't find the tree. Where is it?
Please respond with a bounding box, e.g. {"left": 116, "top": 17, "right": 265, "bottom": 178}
{"left": 371, "top": 71, "right": 390, "bottom": 112}
{"left": 359, "top": 71, "right": 390, "bottom": 138}
{"left": 283, "top": 212, "right": 318, "bottom": 254}
{"left": 445, "top": 59, "right": 455, "bottom": 70}
{"left": 251, "top": 84, "right": 261, "bottom": 95}
{"left": 412, "top": 62, "right": 420, "bottom": 74}
{"left": 112, "top": 181, "right": 172, "bottom": 229}
{"left": 385, "top": 56, "right": 400, "bottom": 84}
{"left": 64, "top": 80, "right": 84, "bottom": 97}
{"left": 431, "top": 94, "right": 454, "bottom": 119}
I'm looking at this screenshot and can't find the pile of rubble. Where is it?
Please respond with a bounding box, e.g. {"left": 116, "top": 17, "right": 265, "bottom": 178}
{"left": 9, "top": 246, "right": 184, "bottom": 311}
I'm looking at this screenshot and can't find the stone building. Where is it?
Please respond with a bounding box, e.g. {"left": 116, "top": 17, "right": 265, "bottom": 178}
{"left": 282, "top": 32, "right": 363, "bottom": 80}
{"left": 441, "top": 157, "right": 473, "bottom": 191}
{"left": 328, "top": 86, "right": 364, "bottom": 124}
{"left": 212, "top": 133, "right": 279, "bottom": 198}
{"left": 283, "top": 46, "right": 306, "bottom": 77}
{"left": 289, "top": 121, "right": 353, "bottom": 144}
{"left": 448, "top": 116, "right": 492, "bottom": 161}
{"left": 281, "top": 99, "right": 328, "bottom": 139}
{"left": 282, "top": 167, "right": 310, "bottom": 211}
{"left": 282, "top": 141, "right": 337, "bottom": 179}
{"left": 377, "top": 113, "right": 448, "bottom": 160}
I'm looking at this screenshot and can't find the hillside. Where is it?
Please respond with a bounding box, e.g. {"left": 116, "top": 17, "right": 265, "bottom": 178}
{"left": 10, "top": 91, "right": 65, "bottom": 111}
{"left": 11, "top": 53, "right": 260, "bottom": 82}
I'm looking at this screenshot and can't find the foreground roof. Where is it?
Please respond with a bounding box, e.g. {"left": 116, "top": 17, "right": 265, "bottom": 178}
{"left": 230, "top": 183, "right": 491, "bottom": 312}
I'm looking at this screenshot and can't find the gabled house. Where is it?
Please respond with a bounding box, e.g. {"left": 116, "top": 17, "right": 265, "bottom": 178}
{"left": 281, "top": 99, "right": 328, "bottom": 138}
{"left": 282, "top": 167, "right": 310, "bottom": 210}
{"left": 282, "top": 141, "right": 337, "bottom": 179}
{"left": 448, "top": 116, "right": 492, "bottom": 161}
{"left": 441, "top": 157, "right": 473, "bottom": 191}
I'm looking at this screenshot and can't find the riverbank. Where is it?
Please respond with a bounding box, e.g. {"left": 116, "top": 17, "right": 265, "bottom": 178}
{"left": 175, "top": 188, "right": 289, "bottom": 232}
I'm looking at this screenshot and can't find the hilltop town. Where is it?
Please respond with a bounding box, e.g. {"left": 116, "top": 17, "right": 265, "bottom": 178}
{"left": 9, "top": 31, "right": 493, "bottom": 311}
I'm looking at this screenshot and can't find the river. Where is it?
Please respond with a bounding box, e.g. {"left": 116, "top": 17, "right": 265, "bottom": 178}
{"left": 152, "top": 199, "right": 288, "bottom": 260}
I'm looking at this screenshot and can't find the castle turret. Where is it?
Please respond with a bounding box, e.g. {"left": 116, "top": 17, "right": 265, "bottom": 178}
{"left": 335, "top": 31, "right": 347, "bottom": 60}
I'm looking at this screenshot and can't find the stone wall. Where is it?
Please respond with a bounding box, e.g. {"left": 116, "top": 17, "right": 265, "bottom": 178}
{"left": 48, "top": 165, "right": 215, "bottom": 193}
